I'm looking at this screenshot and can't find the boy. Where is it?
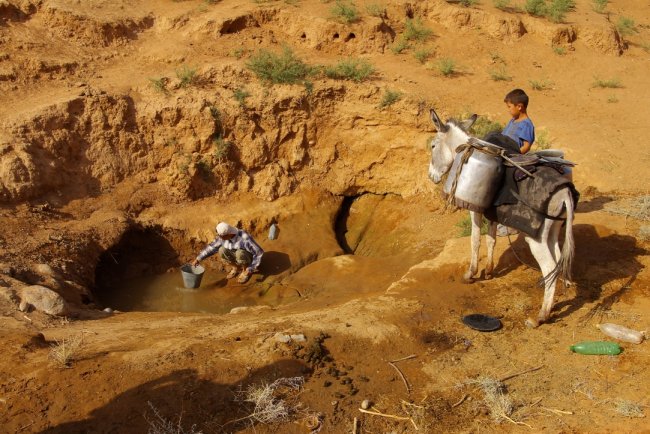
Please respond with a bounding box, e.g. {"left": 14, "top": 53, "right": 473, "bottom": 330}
{"left": 502, "top": 88, "right": 534, "bottom": 154}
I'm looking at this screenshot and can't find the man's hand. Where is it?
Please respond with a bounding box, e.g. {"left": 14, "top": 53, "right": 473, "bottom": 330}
{"left": 237, "top": 269, "right": 252, "bottom": 284}
{"left": 192, "top": 258, "right": 200, "bottom": 267}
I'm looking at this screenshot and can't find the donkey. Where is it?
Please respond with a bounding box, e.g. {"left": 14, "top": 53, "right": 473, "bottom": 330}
{"left": 427, "top": 108, "right": 575, "bottom": 328}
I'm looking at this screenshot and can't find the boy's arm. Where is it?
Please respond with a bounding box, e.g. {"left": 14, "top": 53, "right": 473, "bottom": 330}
{"left": 520, "top": 140, "right": 532, "bottom": 154}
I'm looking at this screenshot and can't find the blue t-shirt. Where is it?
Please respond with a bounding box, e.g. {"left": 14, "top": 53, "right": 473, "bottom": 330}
{"left": 502, "top": 118, "right": 535, "bottom": 149}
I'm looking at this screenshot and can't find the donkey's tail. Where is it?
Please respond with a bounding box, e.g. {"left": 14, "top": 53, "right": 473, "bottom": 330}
{"left": 559, "top": 188, "right": 575, "bottom": 283}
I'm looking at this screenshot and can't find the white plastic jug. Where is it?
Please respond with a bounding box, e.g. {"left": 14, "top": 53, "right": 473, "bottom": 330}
{"left": 597, "top": 323, "right": 645, "bottom": 344}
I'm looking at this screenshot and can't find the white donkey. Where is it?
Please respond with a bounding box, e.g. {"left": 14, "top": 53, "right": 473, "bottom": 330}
{"left": 427, "top": 109, "right": 575, "bottom": 328}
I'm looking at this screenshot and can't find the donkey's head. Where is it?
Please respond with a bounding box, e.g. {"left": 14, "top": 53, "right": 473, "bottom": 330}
{"left": 428, "top": 108, "right": 477, "bottom": 183}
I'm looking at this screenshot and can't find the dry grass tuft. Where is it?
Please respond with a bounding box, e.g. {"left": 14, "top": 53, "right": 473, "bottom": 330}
{"left": 234, "top": 377, "right": 306, "bottom": 425}
{"left": 49, "top": 334, "right": 83, "bottom": 367}
{"left": 613, "top": 399, "right": 645, "bottom": 418}
{"left": 145, "top": 402, "right": 202, "bottom": 434}
{"left": 471, "top": 377, "right": 514, "bottom": 422}
{"left": 605, "top": 195, "right": 650, "bottom": 221}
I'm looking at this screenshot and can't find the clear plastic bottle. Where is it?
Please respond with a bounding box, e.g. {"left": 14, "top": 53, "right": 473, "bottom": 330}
{"left": 268, "top": 223, "right": 278, "bottom": 240}
{"left": 597, "top": 323, "right": 645, "bottom": 344}
{"left": 570, "top": 341, "right": 621, "bottom": 355}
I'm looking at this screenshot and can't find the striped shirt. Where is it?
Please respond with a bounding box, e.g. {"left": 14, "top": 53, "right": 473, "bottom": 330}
{"left": 197, "top": 230, "right": 264, "bottom": 272}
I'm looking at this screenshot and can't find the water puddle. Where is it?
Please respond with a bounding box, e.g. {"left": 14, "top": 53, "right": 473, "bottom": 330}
{"left": 96, "top": 268, "right": 300, "bottom": 314}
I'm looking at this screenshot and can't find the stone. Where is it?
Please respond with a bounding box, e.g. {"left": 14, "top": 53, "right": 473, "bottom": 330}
{"left": 18, "top": 285, "right": 70, "bottom": 316}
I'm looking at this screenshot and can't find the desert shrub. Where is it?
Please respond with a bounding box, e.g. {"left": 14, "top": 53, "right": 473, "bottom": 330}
{"left": 232, "top": 47, "right": 247, "bottom": 59}
{"left": 547, "top": 0, "right": 575, "bottom": 22}
{"left": 49, "top": 335, "right": 83, "bottom": 367}
{"left": 553, "top": 46, "right": 566, "bottom": 55}
{"left": 469, "top": 116, "right": 503, "bottom": 138}
{"left": 391, "top": 38, "right": 409, "bottom": 54}
{"left": 176, "top": 65, "right": 197, "bottom": 87}
{"left": 614, "top": 399, "right": 645, "bottom": 418}
{"left": 414, "top": 48, "right": 432, "bottom": 64}
{"left": 149, "top": 77, "right": 169, "bottom": 94}
{"left": 145, "top": 402, "right": 202, "bottom": 434}
{"left": 534, "top": 129, "right": 551, "bottom": 149}
{"left": 379, "top": 89, "right": 402, "bottom": 108}
{"left": 365, "top": 2, "right": 386, "bottom": 17}
{"left": 404, "top": 18, "right": 433, "bottom": 41}
{"left": 606, "top": 95, "right": 618, "bottom": 103}
{"left": 459, "top": 0, "right": 479, "bottom": 6}
{"left": 529, "top": 78, "right": 553, "bottom": 90}
{"left": 616, "top": 16, "right": 637, "bottom": 37}
{"left": 456, "top": 214, "right": 489, "bottom": 236}
{"left": 324, "top": 58, "right": 375, "bottom": 82}
{"left": 330, "top": 0, "right": 359, "bottom": 23}
{"left": 592, "top": 0, "right": 607, "bottom": 14}
{"left": 247, "top": 47, "right": 313, "bottom": 84}
{"left": 233, "top": 87, "right": 251, "bottom": 107}
{"left": 524, "top": 0, "right": 546, "bottom": 16}
{"left": 593, "top": 77, "right": 622, "bottom": 88}
{"left": 641, "top": 42, "right": 650, "bottom": 53}
{"left": 493, "top": 0, "right": 510, "bottom": 10}
{"left": 213, "top": 136, "right": 232, "bottom": 162}
{"left": 195, "top": 160, "right": 213, "bottom": 181}
{"left": 437, "top": 58, "right": 456, "bottom": 76}
{"left": 489, "top": 66, "right": 512, "bottom": 81}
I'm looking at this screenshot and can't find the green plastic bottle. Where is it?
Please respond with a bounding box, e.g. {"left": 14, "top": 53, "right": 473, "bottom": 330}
{"left": 570, "top": 341, "right": 622, "bottom": 355}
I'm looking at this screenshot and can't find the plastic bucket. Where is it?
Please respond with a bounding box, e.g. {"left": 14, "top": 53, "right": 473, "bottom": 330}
{"left": 180, "top": 264, "right": 205, "bottom": 289}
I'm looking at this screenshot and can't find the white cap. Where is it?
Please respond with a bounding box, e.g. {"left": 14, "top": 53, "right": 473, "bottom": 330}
{"left": 216, "top": 222, "right": 237, "bottom": 236}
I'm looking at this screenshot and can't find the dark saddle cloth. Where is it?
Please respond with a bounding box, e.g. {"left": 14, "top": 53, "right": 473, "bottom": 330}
{"left": 482, "top": 133, "right": 580, "bottom": 238}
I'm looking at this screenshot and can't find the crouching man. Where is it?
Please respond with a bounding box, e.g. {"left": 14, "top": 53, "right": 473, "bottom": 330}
{"left": 192, "top": 222, "right": 264, "bottom": 284}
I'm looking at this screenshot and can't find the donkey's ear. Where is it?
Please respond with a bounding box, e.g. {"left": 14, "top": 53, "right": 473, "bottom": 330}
{"left": 430, "top": 108, "right": 448, "bottom": 132}
{"left": 459, "top": 114, "right": 478, "bottom": 132}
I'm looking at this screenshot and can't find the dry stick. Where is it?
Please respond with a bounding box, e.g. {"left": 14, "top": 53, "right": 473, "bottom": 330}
{"left": 352, "top": 417, "right": 358, "bottom": 434}
{"left": 451, "top": 393, "right": 468, "bottom": 408}
{"left": 390, "top": 354, "right": 417, "bottom": 363}
{"left": 388, "top": 361, "right": 410, "bottom": 394}
{"left": 359, "top": 408, "right": 419, "bottom": 431}
{"left": 541, "top": 407, "right": 574, "bottom": 415}
{"left": 499, "top": 365, "right": 544, "bottom": 382}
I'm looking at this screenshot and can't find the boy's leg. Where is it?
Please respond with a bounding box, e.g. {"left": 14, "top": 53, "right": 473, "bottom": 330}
{"left": 234, "top": 249, "right": 254, "bottom": 283}
{"left": 219, "top": 247, "right": 241, "bottom": 278}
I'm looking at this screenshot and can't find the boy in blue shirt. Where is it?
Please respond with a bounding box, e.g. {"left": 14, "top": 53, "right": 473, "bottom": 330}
{"left": 502, "top": 88, "right": 534, "bottom": 154}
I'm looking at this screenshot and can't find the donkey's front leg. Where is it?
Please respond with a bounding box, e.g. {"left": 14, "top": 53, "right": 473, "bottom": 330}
{"left": 484, "top": 220, "right": 498, "bottom": 280}
{"left": 463, "top": 211, "right": 483, "bottom": 283}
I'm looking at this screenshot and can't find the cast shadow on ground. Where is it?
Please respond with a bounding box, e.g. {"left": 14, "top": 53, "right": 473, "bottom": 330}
{"left": 493, "top": 224, "right": 645, "bottom": 323}
{"left": 257, "top": 251, "right": 292, "bottom": 280}
{"left": 575, "top": 195, "right": 614, "bottom": 213}
{"left": 39, "top": 359, "right": 311, "bottom": 434}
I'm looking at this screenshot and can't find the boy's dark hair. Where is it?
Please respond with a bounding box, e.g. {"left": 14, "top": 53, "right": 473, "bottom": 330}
{"left": 504, "top": 88, "right": 529, "bottom": 109}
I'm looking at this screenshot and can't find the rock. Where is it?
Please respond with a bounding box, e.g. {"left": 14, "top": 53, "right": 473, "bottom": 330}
{"left": 103, "top": 307, "right": 113, "bottom": 314}
{"left": 290, "top": 334, "right": 306, "bottom": 342}
{"left": 361, "top": 399, "right": 371, "bottom": 409}
{"left": 275, "top": 333, "right": 291, "bottom": 343}
{"left": 18, "top": 285, "right": 70, "bottom": 316}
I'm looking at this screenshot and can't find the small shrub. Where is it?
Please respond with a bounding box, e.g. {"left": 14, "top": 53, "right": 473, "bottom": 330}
{"left": 366, "top": 3, "right": 386, "bottom": 17}
{"left": 535, "top": 129, "right": 551, "bottom": 149}
{"left": 529, "top": 78, "right": 553, "bottom": 90}
{"left": 592, "top": 0, "right": 607, "bottom": 14}
{"left": 469, "top": 115, "right": 503, "bottom": 138}
{"left": 614, "top": 399, "right": 645, "bottom": 418}
{"left": 437, "top": 58, "right": 456, "bottom": 76}
{"left": 553, "top": 46, "right": 566, "bottom": 55}
{"left": 524, "top": 0, "right": 546, "bottom": 16}
{"left": 233, "top": 87, "right": 251, "bottom": 107}
{"left": 324, "top": 58, "right": 375, "bottom": 82}
{"left": 391, "top": 38, "right": 409, "bottom": 54}
{"left": 489, "top": 66, "right": 512, "bottom": 81}
{"left": 379, "top": 89, "right": 402, "bottom": 108}
{"left": 607, "top": 95, "right": 618, "bottom": 103}
{"left": 232, "top": 47, "right": 247, "bottom": 59}
{"left": 459, "top": 0, "right": 479, "bottom": 6}
{"left": 284, "top": 0, "right": 300, "bottom": 5}
{"left": 149, "top": 77, "right": 169, "bottom": 94}
{"left": 641, "top": 41, "right": 650, "bottom": 53}
{"left": 493, "top": 0, "right": 511, "bottom": 10}
{"left": 213, "top": 136, "right": 232, "bottom": 163}
{"left": 593, "top": 77, "right": 622, "bottom": 88}
{"left": 546, "top": 0, "right": 575, "bottom": 23}
{"left": 404, "top": 18, "right": 433, "bottom": 41}
{"left": 414, "top": 48, "right": 432, "bottom": 64}
{"left": 330, "top": 0, "right": 359, "bottom": 24}
{"left": 195, "top": 160, "right": 212, "bottom": 181}
{"left": 616, "top": 16, "right": 638, "bottom": 37}
{"left": 145, "top": 402, "right": 203, "bottom": 434}
{"left": 456, "top": 214, "right": 489, "bottom": 237}
{"left": 50, "top": 335, "right": 83, "bottom": 368}
{"left": 247, "top": 47, "right": 313, "bottom": 84}
{"left": 176, "top": 65, "right": 197, "bottom": 88}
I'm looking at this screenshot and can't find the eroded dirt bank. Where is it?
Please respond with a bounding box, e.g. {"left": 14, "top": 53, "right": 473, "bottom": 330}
{"left": 1, "top": 0, "right": 650, "bottom": 432}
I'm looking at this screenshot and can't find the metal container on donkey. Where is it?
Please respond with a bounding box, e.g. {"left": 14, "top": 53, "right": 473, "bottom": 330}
{"left": 443, "top": 148, "right": 504, "bottom": 212}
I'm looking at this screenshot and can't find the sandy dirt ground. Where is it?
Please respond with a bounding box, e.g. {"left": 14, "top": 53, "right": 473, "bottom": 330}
{"left": 1, "top": 0, "right": 650, "bottom": 433}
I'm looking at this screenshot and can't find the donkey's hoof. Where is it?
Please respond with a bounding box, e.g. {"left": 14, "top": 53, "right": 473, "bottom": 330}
{"left": 525, "top": 317, "right": 540, "bottom": 328}
{"left": 484, "top": 272, "right": 493, "bottom": 281}
{"left": 462, "top": 272, "right": 475, "bottom": 284}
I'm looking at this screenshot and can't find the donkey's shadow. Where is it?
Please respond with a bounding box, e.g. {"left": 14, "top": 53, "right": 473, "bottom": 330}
{"left": 494, "top": 223, "right": 646, "bottom": 322}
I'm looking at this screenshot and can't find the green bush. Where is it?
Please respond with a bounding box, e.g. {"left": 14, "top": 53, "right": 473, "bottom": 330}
{"left": 592, "top": 0, "right": 607, "bottom": 14}
{"left": 391, "top": 38, "right": 409, "bottom": 54}
{"left": 365, "top": 3, "right": 386, "bottom": 17}
{"left": 213, "top": 136, "right": 232, "bottom": 163}
{"left": 529, "top": 78, "right": 553, "bottom": 90}
{"left": 553, "top": 46, "right": 566, "bottom": 55}
{"left": 379, "top": 89, "right": 402, "bottom": 108}
{"left": 456, "top": 214, "right": 489, "bottom": 237}
{"left": 404, "top": 18, "right": 433, "bottom": 42}
{"left": 493, "top": 0, "right": 511, "bottom": 10}
{"left": 414, "top": 48, "right": 432, "bottom": 64}
{"left": 437, "top": 58, "right": 456, "bottom": 76}
{"left": 489, "top": 66, "right": 512, "bottom": 81}
{"left": 459, "top": 0, "right": 479, "bottom": 6}
{"left": 149, "top": 77, "right": 168, "bottom": 94}
{"left": 324, "top": 58, "right": 375, "bottom": 82}
{"left": 592, "top": 77, "right": 622, "bottom": 88}
{"left": 247, "top": 47, "right": 313, "bottom": 84}
{"left": 524, "top": 0, "right": 546, "bottom": 16}
{"left": 233, "top": 88, "right": 251, "bottom": 107}
{"left": 616, "top": 16, "right": 637, "bottom": 37}
{"left": 534, "top": 129, "right": 551, "bottom": 150}
{"left": 330, "top": 0, "right": 359, "bottom": 24}
{"left": 176, "top": 65, "right": 197, "bottom": 88}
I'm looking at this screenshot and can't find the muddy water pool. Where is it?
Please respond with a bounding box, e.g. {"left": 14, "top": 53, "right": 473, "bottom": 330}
{"left": 96, "top": 268, "right": 300, "bottom": 314}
